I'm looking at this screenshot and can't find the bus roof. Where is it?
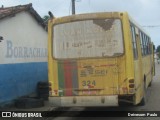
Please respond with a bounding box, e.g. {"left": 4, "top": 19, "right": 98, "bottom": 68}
{"left": 51, "top": 12, "right": 150, "bottom": 37}
{"left": 128, "top": 14, "right": 150, "bottom": 37}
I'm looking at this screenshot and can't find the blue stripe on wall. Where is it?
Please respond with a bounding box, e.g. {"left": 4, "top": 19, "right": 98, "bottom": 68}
{"left": 0, "top": 62, "right": 48, "bottom": 104}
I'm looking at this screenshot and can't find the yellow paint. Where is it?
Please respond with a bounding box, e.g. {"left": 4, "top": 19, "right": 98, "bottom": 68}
{"left": 48, "top": 19, "right": 59, "bottom": 96}
{"left": 48, "top": 12, "right": 154, "bottom": 106}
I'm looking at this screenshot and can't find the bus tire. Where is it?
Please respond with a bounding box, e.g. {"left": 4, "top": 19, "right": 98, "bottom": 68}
{"left": 37, "top": 81, "right": 49, "bottom": 88}
{"left": 139, "top": 82, "right": 147, "bottom": 106}
{"left": 37, "top": 81, "right": 49, "bottom": 100}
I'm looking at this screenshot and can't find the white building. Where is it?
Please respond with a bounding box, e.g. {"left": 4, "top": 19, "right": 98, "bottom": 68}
{"left": 0, "top": 3, "right": 48, "bottom": 106}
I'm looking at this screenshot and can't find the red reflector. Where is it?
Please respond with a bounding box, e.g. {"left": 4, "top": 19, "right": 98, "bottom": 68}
{"left": 54, "top": 90, "right": 58, "bottom": 94}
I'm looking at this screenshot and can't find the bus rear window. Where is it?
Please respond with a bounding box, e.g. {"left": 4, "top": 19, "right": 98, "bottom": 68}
{"left": 53, "top": 19, "right": 124, "bottom": 59}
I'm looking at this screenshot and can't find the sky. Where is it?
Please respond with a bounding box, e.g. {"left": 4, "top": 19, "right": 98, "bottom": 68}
{"left": 1, "top": 0, "right": 160, "bottom": 48}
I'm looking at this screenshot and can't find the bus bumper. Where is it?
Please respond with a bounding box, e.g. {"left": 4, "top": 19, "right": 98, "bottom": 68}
{"left": 49, "top": 95, "right": 118, "bottom": 107}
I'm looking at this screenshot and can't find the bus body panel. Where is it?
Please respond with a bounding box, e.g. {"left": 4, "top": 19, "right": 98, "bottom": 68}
{"left": 48, "top": 12, "right": 154, "bottom": 106}
{"left": 50, "top": 57, "right": 128, "bottom": 97}
{"left": 49, "top": 95, "right": 118, "bottom": 107}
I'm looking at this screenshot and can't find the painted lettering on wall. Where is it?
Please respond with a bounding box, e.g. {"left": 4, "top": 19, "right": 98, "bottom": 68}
{"left": 6, "top": 40, "right": 47, "bottom": 58}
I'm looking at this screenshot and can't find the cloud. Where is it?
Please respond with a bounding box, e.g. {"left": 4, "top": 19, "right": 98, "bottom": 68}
{"left": 1, "top": 0, "right": 21, "bottom": 7}
{"left": 1, "top": 0, "right": 160, "bottom": 46}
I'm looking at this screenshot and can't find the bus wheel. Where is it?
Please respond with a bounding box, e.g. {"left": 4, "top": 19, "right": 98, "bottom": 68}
{"left": 139, "top": 82, "right": 147, "bottom": 106}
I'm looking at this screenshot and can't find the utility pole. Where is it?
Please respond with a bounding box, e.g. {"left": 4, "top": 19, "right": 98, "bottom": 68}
{"left": 72, "top": 0, "right": 75, "bottom": 15}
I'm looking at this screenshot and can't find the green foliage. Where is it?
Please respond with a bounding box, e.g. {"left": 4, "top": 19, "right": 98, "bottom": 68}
{"left": 43, "top": 15, "right": 50, "bottom": 23}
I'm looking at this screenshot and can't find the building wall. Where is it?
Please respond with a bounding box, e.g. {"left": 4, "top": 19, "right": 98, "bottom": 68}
{"left": 0, "top": 11, "right": 48, "bottom": 105}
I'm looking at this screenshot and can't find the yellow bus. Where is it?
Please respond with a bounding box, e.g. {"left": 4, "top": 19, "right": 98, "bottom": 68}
{"left": 48, "top": 12, "right": 155, "bottom": 107}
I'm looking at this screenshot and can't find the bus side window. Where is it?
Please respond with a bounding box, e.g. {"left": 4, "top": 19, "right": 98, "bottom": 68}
{"left": 142, "top": 34, "right": 146, "bottom": 55}
{"left": 131, "top": 25, "right": 138, "bottom": 59}
{"left": 149, "top": 39, "right": 152, "bottom": 54}
{"left": 139, "top": 32, "right": 144, "bottom": 55}
{"left": 146, "top": 37, "right": 149, "bottom": 55}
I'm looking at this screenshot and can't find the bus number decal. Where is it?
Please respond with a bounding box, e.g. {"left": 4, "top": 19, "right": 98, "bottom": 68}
{"left": 82, "top": 80, "right": 96, "bottom": 87}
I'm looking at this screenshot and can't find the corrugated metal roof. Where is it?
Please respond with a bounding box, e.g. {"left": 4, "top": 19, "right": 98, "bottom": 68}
{"left": 0, "top": 3, "right": 46, "bottom": 29}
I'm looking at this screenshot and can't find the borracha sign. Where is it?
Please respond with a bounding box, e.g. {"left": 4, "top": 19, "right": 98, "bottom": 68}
{"left": 6, "top": 40, "right": 47, "bottom": 58}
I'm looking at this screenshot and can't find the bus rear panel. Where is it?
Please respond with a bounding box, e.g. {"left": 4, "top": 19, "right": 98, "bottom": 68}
{"left": 48, "top": 12, "right": 153, "bottom": 107}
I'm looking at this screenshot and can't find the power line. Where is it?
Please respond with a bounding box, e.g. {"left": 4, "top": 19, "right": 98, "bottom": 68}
{"left": 75, "top": 0, "right": 81, "bottom": 2}
{"left": 51, "top": 0, "right": 66, "bottom": 11}
{"left": 142, "top": 25, "right": 160, "bottom": 28}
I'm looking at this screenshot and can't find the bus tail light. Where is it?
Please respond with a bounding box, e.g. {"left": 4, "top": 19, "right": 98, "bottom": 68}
{"left": 49, "top": 82, "right": 52, "bottom": 96}
{"left": 49, "top": 82, "right": 58, "bottom": 95}
{"left": 129, "top": 89, "right": 135, "bottom": 93}
{"left": 129, "top": 84, "right": 135, "bottom": 88}
{"left": 128, "top": 78, "right": 135, "bottom": 88}
{"left": 49, "top": 82, "right": 52, "bottom": 91}
{"left": 128, "top": 78, "right": 135, "bottom": 93}
{"left": 49, "top": 87, "right": 52, "bottom": 91}
{"left": 129, "top": 79, "right": 134, "bottom": 83}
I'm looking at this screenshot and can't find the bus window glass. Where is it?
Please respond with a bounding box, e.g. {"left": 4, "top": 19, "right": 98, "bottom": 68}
{"left": 53, "top": 19, "right": 124, "bottom": 59}
{"left": 147, "top": 37, "right": 149, "bottom": 54}
{"left": 145, "top": 35, "right": 147, "bottom": 55}
{"left": 140, "top": 32, "right": 144, "bottom": 55}
{"left": 131, "top": 25, "right": 138, "bottom": 59}
{"left": 142, "top": 33, "right": 146, "bottom": 56}
{"left": 148, "top": 39, "right": 151, "bottom": 54}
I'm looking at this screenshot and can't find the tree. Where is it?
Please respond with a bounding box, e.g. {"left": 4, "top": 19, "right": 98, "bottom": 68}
{"left": 42, "top": 15, "right": 50, "bottom": 31}
{"left": 43, "top": 15, "right": 50, "bottom": 24}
